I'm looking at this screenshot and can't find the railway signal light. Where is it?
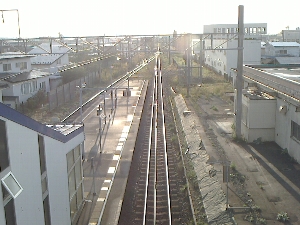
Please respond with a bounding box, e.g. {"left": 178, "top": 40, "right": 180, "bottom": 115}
{"left": 97, "top": 105, "right": 102, "bottom": 116}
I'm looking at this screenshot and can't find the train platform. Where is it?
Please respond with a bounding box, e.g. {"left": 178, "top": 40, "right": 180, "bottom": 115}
{"left": 76, "top": 79, "right": 147, "bottom": 225}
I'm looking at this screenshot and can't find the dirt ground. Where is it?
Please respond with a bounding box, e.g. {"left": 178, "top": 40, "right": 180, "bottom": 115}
{"left": 189, "top": 95, "right": 300, "bottom": 225}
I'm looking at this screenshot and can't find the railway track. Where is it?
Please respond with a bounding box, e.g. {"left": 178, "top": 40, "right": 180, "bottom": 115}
{"left": 119, "top": 52, "right": 192, "bottom": 224}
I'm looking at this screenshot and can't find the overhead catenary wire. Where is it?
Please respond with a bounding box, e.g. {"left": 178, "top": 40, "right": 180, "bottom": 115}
{"left": 0, "top": 34, "right": 178, "bottom": 82}
{"left": 0, "top": 37, "right": 129, "bottom": 81}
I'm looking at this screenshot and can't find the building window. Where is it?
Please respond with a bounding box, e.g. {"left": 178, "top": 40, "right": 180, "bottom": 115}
{"left": 40, "top": 82, "right": 46, "bottom": 90}
{"left": 0, "top": 119, "right": 9, "bottom": 172}
{"left": 291, "top": 121, "right": 300, "bottom": 141}
{"left": 66, "top": 145, "right": 83, "bottom": 222}
{"left": 16, "top": 62, "right": 27, "bottom": 70}
{"left": 1, "top": 171, "right": 23, "bottom": 225}
{"left": 3, "top": 64, "right": 12, "bottom": 72}
{"left": 279, "top": 50, "right": 287, "bottom": 54}
{"left": 21, "top": 80, "right": 38, "bottom": 95}
{"left": 1, "top": 172, "right": 23, "bottom": 199}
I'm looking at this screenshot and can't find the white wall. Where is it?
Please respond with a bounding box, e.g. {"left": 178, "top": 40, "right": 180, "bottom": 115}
{"left": 241, "top": 94, "right": 276, "bottom": 142}
{"left": 204, "top": 39, "right": 261, "bottom": 76}
{"left": 5, "top": 120, "right": 45, "bottom": 225}
{"left": 0, "top": 57, "right": 32, "bottom": 73}
{"left": 283, "top": 30, "right": 300, "bottom": 42}
{"left": 2, "top": 76, "right": 50, "bottom": 105}
{"left": 265, "top": 45, "right": 300, "bottom": 57}
{"left": 247, "top": 99, "right": 276, "bottom": 129}
{"left": 44, "top": 133, "right": 84, "bottom": 225}
{"left": 0, "top": 115, "right": 84, "bottom": 225}
{"left": 275, "top": 98, "right": 300, "bottom": 162}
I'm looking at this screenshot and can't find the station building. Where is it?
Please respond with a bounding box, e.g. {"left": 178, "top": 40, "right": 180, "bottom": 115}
{"left": 0, "top": 102, "right": 85, "bottom": 225}
{"left": 232, "top": 65, "right": 300, "bottom": 163}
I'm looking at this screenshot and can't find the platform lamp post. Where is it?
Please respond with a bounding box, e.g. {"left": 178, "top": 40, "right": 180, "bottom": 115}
{"left": 97, "top": 104, "right": 103, "bottom": 151}
{"left": 91, "top": 157, "right": 96, "bottom": 196}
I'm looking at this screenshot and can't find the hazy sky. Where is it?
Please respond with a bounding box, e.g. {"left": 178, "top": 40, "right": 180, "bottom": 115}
{"left": 1, "top": 0, "right": 299, "bottom": 38}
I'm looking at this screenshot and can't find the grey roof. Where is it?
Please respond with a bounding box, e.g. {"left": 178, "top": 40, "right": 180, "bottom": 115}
{"left": 0, "top": 52, "right": 35, "bottom": 60}
{"left": 0, "top": 70, "right": 48, "bottom": 83}
{"left": 30, "top": 54, "right": 63, "bottom": 65}
{"left": 275, "top": 57, "right": 300, "bottom": 64}
{"left": 28, "top": 43, "right": 70, "bottom": 54}
{"left": 268, "top": 42, "right": 300, "bottom": 47}
{"left": 28, "top": 43, "right": 69, "bottom": 64}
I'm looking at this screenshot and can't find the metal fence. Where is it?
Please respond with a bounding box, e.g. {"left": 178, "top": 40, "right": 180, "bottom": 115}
{"left": 48, "top": 72, "right": 100, "bottom": 111}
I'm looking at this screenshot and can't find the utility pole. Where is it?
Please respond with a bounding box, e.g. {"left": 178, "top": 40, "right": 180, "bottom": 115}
{"left": 235, "top": 5, "right": 244, "bottom": 139}
{"left": 186, "top": 34, "right": 191, "bottom": 97}
{"left": 168, "top": 35, "right": 171, "bottom": 65}
{"left": 127, "top": 36, "right": 131, "bottom": 70}
{"left": 199, "top": 34, "right": 203, "bottom": 84}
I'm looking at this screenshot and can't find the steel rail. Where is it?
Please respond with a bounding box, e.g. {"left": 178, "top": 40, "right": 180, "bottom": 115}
{"left": 142, "top": 53, "right": 172, "bottom": 224}
{"left": 142, "top": 66, "right": 155, "bottom": 225}
{"left": 158, "top": 56, "right": 172, "bottom": 225}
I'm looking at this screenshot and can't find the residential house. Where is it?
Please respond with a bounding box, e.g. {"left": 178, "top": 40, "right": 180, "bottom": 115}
{"left": 0, "top": 52, "right": 50, "bottom": 108}
{"left": 0, "top": 102, "right": 85, "bottom": 225}
{"left": 264, "top": 42, "right": 300, "bottom": 57}
{"left": 28, "top": 43, "right": 70, "bottom": 89}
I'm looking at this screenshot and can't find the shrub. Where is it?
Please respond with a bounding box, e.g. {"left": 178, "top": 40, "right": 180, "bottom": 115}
{"left": 277, "top": 212, "right": 289, "bottom": 222}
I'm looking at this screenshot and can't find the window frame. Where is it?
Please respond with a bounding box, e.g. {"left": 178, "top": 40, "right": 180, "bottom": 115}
{"left": 1, "top": 171, "right": 23, "bottom": 199}
{"left": 3, "top": 63, "right": 12, "bottom": 72}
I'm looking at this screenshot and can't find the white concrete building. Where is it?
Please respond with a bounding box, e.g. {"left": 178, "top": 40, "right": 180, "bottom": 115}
{"left": 264, "top": 42, "right": 300, "bottom": 57}
{"left": 232, "top": 65, "right": 300, "bottom": 163}
{"left": 193, "top": 23, "right": 264, "bottom": 79}
{"left": 203, "top": 23, "right": 267, "bottom": 39}
{"left": 0, "top": 102, "right": 85, "bottom": 225}
{"left": 0, "top": 53, "right": 50, "bottom": 108}
{"left": 282, "top": 29, "right": 300, "bottom": 42}
{"left": 202, "top": 38, "right": 261, "bottom": 77}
